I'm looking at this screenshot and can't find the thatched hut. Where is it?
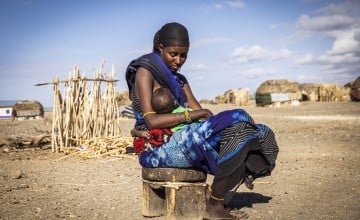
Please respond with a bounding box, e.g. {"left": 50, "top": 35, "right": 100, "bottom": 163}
{"left": 215, "top": 88, "right": 250, "bottom": 106}
{"left": 302, "top": 82, "right": 351, "bottom": 102}
{"left": 12, "top": 100, "right": 44, "bottom": 119}
{"left": 301, "top": 83, "right": 320, "bottom": 101}
{"left": 318, "top": 83, "right": 350, "bottom": 102}
{"left": 350, "top": 76, "right": 360, "bottom": 89}
{"left": 350, "top": 76, "right": 360, "bottom": 101}
{"left": 255, "top": 79, "right": 302, "bottom": 106}
{"left": 116, "top": 91, "right": 131, "bottom": 105}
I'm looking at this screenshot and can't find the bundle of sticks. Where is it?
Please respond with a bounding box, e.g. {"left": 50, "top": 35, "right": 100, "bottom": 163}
{"left": 37, "top": 64, "right": 130, "bottom": 155}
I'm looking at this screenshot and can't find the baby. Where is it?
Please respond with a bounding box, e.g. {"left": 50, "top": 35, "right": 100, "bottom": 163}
{"left": 131, "top": 87, "right": 193, "bottom": 153}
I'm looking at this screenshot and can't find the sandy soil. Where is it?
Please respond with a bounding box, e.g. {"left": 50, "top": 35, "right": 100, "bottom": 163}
{"left": 0, "top": 101, "right": 359, "bottom": 220}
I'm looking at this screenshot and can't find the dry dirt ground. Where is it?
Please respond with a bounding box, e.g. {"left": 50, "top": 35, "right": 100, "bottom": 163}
{"left": 0, "top": 101, "right": 359, "bottom": 220}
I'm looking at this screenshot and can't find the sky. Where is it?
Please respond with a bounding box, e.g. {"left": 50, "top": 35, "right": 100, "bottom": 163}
{"left": 0, "top": 0, "right": 359, "bottom": 107}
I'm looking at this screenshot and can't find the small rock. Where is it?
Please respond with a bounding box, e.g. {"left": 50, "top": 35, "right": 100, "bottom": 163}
{"left": 12, "top": 169, "right": 23, "bottom": 179}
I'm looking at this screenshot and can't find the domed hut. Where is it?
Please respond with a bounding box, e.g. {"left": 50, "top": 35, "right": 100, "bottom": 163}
{"left": 255, "top": 79, "right": 302, "bottom": 106}
{"left": 215, "top": 88, "right": 250, "bottom": 106}
{"left": 350, "top": 76, "right": 360, "bottom": 101}
{"left": 12, "top": 100, "right": 44, "bottom": 119}
{"left": 301, "top": 83, "right": 321, "bottom": 101}
{"left": 317, "top": 83, "right": 350, "bottom": 102}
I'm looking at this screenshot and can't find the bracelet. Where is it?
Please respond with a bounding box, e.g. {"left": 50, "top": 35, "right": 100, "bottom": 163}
{"left": 143, "top": 111, "right": 156, "bottom": 118}
{"left": 184, "top": 109, "right": 192, "bottom": 123}
{"left": 207, "top": 185, "right": 224, "bottom": 201}
{"left": 175, "top": 113, "right": 181, "bottom": 123}
{"left": 210, "top": 194, "right": 224, "bottom": 201}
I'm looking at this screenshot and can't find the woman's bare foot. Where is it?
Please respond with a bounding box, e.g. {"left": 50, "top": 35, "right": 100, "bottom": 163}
{"left": 228, "top": 208, "right": 249, "bottom": 219}
{"left": 203, "top": 200, "right": 235, "bottom": 220}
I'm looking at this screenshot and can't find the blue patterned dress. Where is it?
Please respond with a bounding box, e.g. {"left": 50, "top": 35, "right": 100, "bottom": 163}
{"left": 126, "top": 52, "right": 278, "bottom": 177}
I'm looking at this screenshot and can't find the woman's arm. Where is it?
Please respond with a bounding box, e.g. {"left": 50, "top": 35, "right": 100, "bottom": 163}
{"left": 135, "top": 67, "right": 187, "bottom": 129}
{"left": 182, "top": 83, "right": 202, "bottom": 110}
{"left": 183, "top": 81, "right": 214, "bottom": 121}
{"left": 135, "top": 67, "right": 212, "bottom": 129}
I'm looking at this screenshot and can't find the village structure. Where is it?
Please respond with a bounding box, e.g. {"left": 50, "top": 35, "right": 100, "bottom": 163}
{"left": 0, "top": 71, "right": 359, "bottom": 155}
{"left": 0, "top": 69, "right": 359, "bottom": 219}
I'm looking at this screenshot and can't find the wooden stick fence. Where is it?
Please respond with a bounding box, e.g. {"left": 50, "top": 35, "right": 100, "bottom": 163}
{"left": 36, "top": 64, "right": 132, "bottom": 154}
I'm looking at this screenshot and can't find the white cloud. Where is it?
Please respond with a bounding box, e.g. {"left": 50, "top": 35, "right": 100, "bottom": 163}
{"left": 296, "top": 74, "right": 308, "bottom": 81}
{"left": 188, "top": 63, "right": 208, "bottom": 71}
{"left": 318, "top": 64, "right": 359, "bottom": 85}
{"left": 213, "top": 3, "right": 224, "bottom": 10}
{"left": 295, "top": 53, "right": 314, "bottom": 64}
{"left": 317, "top": 1, "right": 360, "bottom": 16}
{"left": 293, "top": 0, "right": 360, "bottom": 83}
{"left": 273, "top": 49, "right": 292, "bottom": 59}
{"left": 295, "top": 26, "right": 360, "bottom": 67}
{"left": 192, "top": 37, "right": 232, "bottom": 48}
{"left": 240, "top": 67, "right": 278, "bottom": 79}
{"left": 190, "top": 74, "right": 206, "bottom": 82}
{"left": 230, "top": 45, "right": 292, "bottom": 63}
{"left": 318, "top": 53, "right": 360, "bottom": 64}
{"left": 296, "top": 1, "right": 359, "bottom": 32}
{"left": 296, "top": 14, "right": 354, "bottom": 32}
{"left": 231, "top": 45, "right": 267, "bottom": 63}
{"left": 269, "top": 22, "right": 289, "bottom": 30}
{"left": 201, "top": 0, "right": 246, "bottom": 10}
{"left": 326, "top": 28, "right": 360, "bottom": 56}
{"left": 224, "top": 0, "right": 246, "bottom": 9}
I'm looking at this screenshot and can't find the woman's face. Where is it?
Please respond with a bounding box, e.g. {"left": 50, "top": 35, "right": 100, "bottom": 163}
{"left": 159, "top": 45, "right": 189, "bottom": 73}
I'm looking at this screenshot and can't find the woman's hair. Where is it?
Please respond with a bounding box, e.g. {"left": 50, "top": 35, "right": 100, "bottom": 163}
{"left": 151, "top": 87, "right": 176, "bottom": 114}
{"left": 153, "top": 30, "right": 161, "bottom": 53}
{"left": 153, "top": 22, "right": 189, "bottom": 53}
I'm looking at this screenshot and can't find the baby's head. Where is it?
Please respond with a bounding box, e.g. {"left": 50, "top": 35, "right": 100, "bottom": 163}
{"left": 152, "top": 87, "right": 176, "bottom": 114}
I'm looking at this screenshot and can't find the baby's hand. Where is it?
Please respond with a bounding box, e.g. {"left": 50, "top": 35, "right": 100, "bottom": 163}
{"left": 131, "top": 129, "right": 149, "bottom": 138}
{"left": 139, "top": 130, "right": 149, "bottom": 138}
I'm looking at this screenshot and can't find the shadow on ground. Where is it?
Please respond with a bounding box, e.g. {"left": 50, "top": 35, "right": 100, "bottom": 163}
{"left": 226, "top": 192, "right": 272, "bottom": 209}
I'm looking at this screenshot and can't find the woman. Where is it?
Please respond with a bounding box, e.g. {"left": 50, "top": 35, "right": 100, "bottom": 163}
{"left": 125, "top": 22, "right": 279, "bottom": 219}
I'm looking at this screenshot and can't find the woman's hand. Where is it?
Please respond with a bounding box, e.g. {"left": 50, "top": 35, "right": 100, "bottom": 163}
{"left": 201, "top": 108, "right": 213, "bottom": 119}
{"left": 191, "top": 109, "right": 213, "bottom": 121}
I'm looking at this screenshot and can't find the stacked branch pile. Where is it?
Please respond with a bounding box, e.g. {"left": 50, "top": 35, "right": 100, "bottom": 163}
{"left": 36, "top": 65, "right": 133, "bottom": 156}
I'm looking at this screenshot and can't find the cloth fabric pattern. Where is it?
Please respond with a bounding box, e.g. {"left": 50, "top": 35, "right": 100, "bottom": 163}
{"left": 170, "top": 106, "right": 194, "bottom": 132}
{"left": 125, "top": 53, "right": 279, "bottom": 178}
{"left": 133, "top": 128, "right": 173, "bottom": 154}
{"left": 139, "top": 109, "right": 278, "bottom": 175}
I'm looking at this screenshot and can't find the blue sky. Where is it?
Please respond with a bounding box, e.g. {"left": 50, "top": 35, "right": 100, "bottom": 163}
{"left": 1, "top": 0, "right": 359, "bottom": 107}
